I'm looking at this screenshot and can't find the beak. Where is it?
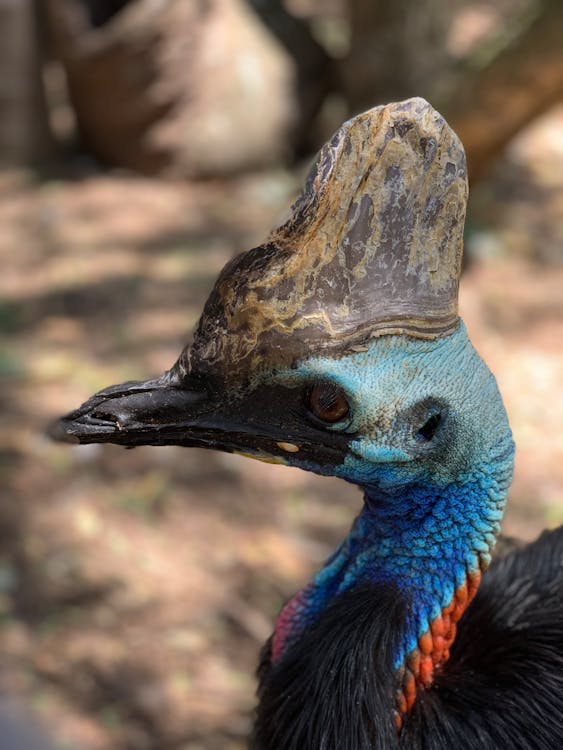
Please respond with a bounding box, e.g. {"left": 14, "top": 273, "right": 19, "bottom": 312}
{"left": 48, "top": 368, "right": 234, "bottom": 450}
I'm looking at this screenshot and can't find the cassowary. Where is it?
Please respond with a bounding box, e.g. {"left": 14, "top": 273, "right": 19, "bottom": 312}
{"left": 51, "top": 98, "right": 563, "bottom": 749}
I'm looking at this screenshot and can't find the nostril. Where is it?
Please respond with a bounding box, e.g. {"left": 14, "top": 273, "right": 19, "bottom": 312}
{"left": 90, "top": 409, "right": 120, "bottom": 426}
{"left": 416, "top": 412, "right": 442, "bottom": 442}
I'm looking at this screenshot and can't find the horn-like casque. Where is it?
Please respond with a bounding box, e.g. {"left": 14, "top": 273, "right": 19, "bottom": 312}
{"left": 179, "top": 97, "right": 468, "bottom": 383}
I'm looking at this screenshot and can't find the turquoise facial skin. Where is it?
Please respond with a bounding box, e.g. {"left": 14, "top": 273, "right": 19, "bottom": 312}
{"left": 266, "top": 322, "right": 515, "bottom": 665}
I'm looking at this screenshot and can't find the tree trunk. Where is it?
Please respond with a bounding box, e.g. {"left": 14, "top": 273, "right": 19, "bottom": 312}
{"left": 342, "top": 0, "right": 461, "bottom": 113}
{"left": 445, "top": 0, "right": 563, "bottom": 181}
{"left": 45, "top": 0, "right": 326, "bottom": 177}
{"left": 0, "top": 0, "right": 53, "bottom": 165}
{"left": 342, "top": 0, "right": 563, "bottom": 182}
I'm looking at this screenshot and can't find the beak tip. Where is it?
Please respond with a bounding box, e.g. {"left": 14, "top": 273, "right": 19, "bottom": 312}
{"left": 46, "top": 418, "right": 82, "bottom": 444}
{"left": 48, "top": 374, "right": 211, "bottom": 448}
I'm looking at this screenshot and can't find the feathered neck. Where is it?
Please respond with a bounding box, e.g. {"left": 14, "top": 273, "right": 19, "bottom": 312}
{"left": 257, "top": 442, "right": 514, "bottom": 746}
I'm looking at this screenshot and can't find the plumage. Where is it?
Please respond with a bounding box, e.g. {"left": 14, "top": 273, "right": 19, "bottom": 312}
{"left": 50, "top": 98, "right": 563, "bottom": 748}
{"left": 254, "top": 527, "right": 563, "bottom": 750}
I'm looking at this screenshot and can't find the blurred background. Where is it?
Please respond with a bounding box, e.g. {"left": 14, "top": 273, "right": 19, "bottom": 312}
{"left": 0, "top": 0, "right": 562, "bottom": 748}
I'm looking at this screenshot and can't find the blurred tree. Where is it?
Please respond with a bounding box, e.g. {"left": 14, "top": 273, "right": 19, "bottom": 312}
{"left": 77, "top": 0, "right": 132, "bottom": 27}
{"left": 447, "top": 0, "right": 563, "bottom": 180}
{"left": 0, "top": 0, "right": 53, "bottom": 165}
{"left": 249, "top": 0, "right": 334, "bottom": 154}
{"left": 36, "top": 0, "right": 563, "bottom": 179}
{"left": 342, "top": 0, "right": 563, "bottom": 180}
{"left": 342, "top": 0, "right": 463, "bottom": 109}
{"left": 45, "top": 0, "right": 330, "bottom": 176}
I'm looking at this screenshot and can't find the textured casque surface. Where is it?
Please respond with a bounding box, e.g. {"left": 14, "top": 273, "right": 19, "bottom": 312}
{"left": 180, "top": 97, "right": 468, "bottom": 383}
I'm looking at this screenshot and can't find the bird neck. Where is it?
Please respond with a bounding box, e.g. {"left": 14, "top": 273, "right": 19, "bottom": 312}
{"left": 271, "top": 450, "right": 513, "bottom": 716}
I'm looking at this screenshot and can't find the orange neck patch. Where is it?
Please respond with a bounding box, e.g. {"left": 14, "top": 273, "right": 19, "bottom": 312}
{"left": 395, "top": 568, "right": 483, "bottom": 723}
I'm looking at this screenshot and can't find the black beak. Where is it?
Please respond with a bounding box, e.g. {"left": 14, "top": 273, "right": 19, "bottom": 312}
{"left": 48, "top": 370, "right": 221, "bottom": 449}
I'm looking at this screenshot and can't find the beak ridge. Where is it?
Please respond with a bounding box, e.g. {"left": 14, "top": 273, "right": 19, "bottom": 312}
{"left": 48, "top": 373, "right": 209, "bottom": 446}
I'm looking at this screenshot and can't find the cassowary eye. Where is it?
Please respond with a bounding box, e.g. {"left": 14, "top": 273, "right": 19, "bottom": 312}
{"left": 306, "top": 383, "right": 350, "bottom": 424}
{"left": 417, "top": 412, "right": 442, "bottom": 441}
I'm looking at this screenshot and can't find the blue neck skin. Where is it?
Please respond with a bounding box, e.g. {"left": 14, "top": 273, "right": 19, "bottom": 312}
{"left": 282, "top": 463, "right": 511, "bottom": 668}
{"left": 269, "top": 323, "right": 515, "bottom": 668}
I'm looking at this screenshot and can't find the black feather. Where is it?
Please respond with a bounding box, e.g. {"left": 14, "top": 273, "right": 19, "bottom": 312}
{"left": 253, "top": 584, "right": 407, "bottom": 750}
{"left": 403, "top": 526, "right": 563, "bottom": 749}
{"left": 253, "top": 527, "right": 563, "bottom": 749}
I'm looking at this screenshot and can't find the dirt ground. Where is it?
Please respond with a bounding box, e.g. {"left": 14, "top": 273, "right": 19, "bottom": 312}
{"left": 1, "top": 106, "right": 562, "bottom": 749}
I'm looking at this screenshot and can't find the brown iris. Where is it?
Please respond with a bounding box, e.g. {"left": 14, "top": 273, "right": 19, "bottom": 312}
{"left": 306, "top": 382, "right": 350, "bottom": 424}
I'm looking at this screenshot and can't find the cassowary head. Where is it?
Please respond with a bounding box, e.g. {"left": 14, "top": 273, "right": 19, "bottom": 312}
{"left": 51, "top": 97, "right": 511, "bottom": 500}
